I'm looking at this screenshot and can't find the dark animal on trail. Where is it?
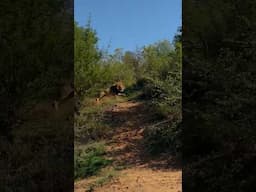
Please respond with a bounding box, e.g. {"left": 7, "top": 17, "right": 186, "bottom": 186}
{"left": 96, "top": 81, "right": 126, "bottom": 103}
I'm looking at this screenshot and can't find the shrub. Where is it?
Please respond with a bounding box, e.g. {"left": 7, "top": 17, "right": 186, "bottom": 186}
{"left": 74, "top": 143, "right": 111, "bottom": 179}
{"left": 143, "top": 118, "right": 182, "bottom": 155}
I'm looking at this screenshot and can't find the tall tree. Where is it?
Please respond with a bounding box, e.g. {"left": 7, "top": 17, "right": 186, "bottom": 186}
{"left": 74, "top": 20, "right": 101, "bottom": 95}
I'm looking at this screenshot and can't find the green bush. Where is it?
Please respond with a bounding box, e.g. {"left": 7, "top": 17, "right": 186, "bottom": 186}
{"left": 139, "top": 73, "right": 181, "bottom": 119}
{"left": 138, "top": 65, "right": 181, "bottom": 154}
{"left": 74, "top": 143, "right": 111, "bottom": 179}
{"left": 144, "top": 118, "right": 181, "bottom": 155}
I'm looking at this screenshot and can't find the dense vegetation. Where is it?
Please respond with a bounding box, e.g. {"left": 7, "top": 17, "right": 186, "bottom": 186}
{"left": 183, "top": 0, "right": 256, "bottom": 191}
{"left": 74, "top": 20, "right": 181, "bottom": 96}
{"left": 0, "top": 1, "right": 73, "bottom": 191}
{"left": 75, "top": 143, "right": 111, "bottom": 179}
{"left": 74, "top": 21, "right": 182, "bottom": 179}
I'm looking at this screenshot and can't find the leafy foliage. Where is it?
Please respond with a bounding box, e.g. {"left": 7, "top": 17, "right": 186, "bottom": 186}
{"left": 183, "top": 0, "right": 256, "bottom": 191}
{"left": 75, "top": 143, "right": 111, "bottom": 179}
{"left": 0, "top": 1, "right": 74, "bottom": 191}
{"left": 144, "top": 119, "right": 182, "bottom": 155}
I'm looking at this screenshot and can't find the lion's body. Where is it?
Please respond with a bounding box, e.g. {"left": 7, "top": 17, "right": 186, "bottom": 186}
{"left": 96, "top": 81, "right": 126, "bottom": 103}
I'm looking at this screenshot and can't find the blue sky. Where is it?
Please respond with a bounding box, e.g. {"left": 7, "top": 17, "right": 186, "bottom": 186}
{"left": 75, "top": 0, "right": 181, "bottom": 53}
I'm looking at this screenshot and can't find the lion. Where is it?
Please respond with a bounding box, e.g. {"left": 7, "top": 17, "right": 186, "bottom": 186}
{"left": 96, "top": 81, "right": 126, "bottom": 103}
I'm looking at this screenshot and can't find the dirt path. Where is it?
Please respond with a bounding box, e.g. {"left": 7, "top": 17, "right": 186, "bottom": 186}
{"left": 75, "top": 100, "right": 182, "bottom": 192}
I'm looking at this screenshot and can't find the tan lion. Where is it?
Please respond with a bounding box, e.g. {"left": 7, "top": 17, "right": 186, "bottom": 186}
{"left": 96, "top": 81, "right": 126, "bottom": 103}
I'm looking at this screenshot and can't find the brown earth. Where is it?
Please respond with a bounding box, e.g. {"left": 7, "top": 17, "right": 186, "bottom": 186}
{"left": 75, "top": 99, "right": 182, "bottom": 192}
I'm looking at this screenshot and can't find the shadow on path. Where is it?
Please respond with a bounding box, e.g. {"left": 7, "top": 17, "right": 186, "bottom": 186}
{"left": 103, "top": 100, "right": 181, "bottom": 171}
